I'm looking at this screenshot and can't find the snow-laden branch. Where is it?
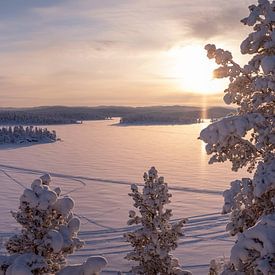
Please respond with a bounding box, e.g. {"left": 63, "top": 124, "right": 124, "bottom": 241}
{"left": 201, "top": 1, "right": 275, "bottom": 274}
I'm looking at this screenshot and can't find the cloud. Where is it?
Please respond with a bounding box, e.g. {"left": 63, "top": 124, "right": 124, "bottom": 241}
{"left": 0, "top": 0, "right": 252, "bottom": 107}
{"left": 89, "top": 40, "right": 118, "bottom": 51}
{"left": 0, "top": 0, "right": 250, "bottom": 55}
{"left": 185, "top": 6, "right": 248, "bottom": 40}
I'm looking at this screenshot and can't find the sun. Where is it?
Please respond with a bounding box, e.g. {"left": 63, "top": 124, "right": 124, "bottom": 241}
{"left": 163, "top": 44, "right": 227, "bottom": 94}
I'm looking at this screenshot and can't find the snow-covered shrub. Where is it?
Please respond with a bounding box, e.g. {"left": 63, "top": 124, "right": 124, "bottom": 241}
{"left": 57, "top": 256, "right": 108, "bottom": 275}
{"left": 5, "top": 253, "right": 47, "bottom": 275}
{"left": 209, "top": 214, "right": 275, "bottom": 274}
{"left": 229, "top": 213, "right": 275, "bottom": 274}
{"left": 209, "top": 258, "right": 233, "bottom": 275}
{"left": 125, "top": 167, "right": 191, "bottom": 275}
{"left": 1, "top": 174, "right": 85, "bottom": 274}
{"left": 0, "top": 255, "right": 17, "bottom": 275}
{"left": 200, "top": 0, "right": 275, "bottom": 274}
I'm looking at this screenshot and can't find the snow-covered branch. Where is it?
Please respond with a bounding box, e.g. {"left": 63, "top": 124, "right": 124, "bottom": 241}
{"left": 200, "top": 1, "right": 275, "bottom": 274}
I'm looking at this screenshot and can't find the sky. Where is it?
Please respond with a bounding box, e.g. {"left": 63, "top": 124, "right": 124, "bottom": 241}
{"left": 0, "top": 0, "right": 252, "bottom": 107}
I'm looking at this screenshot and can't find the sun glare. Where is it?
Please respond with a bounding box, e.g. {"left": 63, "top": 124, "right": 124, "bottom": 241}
{"left": 164, "top": 45, "right": 227, "bottom": 94}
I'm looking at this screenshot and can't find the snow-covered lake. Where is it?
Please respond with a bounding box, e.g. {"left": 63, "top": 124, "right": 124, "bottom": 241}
{"left": 0, "top": 119, "right": 247, "bottom": 274}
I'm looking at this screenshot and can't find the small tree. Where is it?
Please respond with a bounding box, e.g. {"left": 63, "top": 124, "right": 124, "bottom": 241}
{"left": 0, "top": 174, "right": 107, "bottom": 274}
{"left": 200, "top": 0, "right": 274, "bottom": 273}
{"left": 2, "top": 174, "right": 84, "bottom": 274}
{"left": 125, "top": 167, "right": 191, "bottom": 275}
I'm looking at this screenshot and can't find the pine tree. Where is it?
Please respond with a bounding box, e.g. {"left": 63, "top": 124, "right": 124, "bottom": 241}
{"left": 125, "top": 167, "right": 191, "bottom": 275}
{"left": 200, "top": 0, "right": 275, "bottom": 273}
{"left": 2, "top": 174, "right": 84, "bottom": 274}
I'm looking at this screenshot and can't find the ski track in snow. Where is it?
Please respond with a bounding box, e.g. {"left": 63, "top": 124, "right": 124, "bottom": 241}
{"left": 0, "top": 164, "right": 222, "bottom": 195}
{"left": 69, "top": 212, "right": 232, "bottom": 273}
{"left": 0, "top": 163, "right": 230, "bottom": 274}
{"left": 0, "top": 212, "right": 230, "bottom": 273}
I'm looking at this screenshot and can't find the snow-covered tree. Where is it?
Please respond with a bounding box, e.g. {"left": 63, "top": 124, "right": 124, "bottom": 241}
{"left": 200, "top": 0, "right": 275, "bottom": 273}
{"left": 2, "top": 174, "right": 83, "bottom": 274}
{"left": 0, "top": 174, "right": 107, "bottom": 274}
{"left": 125, "top": 167, "right": 191, "bottom": 275}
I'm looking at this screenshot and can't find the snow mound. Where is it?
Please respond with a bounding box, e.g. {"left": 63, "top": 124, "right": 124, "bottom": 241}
{"left": 57, "top": 256, "right": 108, "bottom": 275}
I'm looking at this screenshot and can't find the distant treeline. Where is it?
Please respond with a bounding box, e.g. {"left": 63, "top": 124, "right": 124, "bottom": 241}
{"left": 0, "top": 106, "right": 134, "bottom": 125}
{"left": 0, "top": 106, "right": 234, "bottom": 125}
{"left": 119, "top": 106, "right": 234, "bottom": 125}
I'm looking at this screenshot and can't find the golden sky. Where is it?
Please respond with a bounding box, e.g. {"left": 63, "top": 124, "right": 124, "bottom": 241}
{"left": 0, "top": 0, "right": 251, "bottom": 107}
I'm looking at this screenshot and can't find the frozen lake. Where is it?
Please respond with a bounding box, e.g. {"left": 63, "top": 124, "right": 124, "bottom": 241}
{"left": 0, "top": 119, "right": 247, "bottom": 274}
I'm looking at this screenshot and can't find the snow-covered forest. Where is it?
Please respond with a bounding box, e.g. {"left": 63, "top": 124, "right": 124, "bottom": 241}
{"left": 0, "top": 126, "right": 57, "bottom": 145}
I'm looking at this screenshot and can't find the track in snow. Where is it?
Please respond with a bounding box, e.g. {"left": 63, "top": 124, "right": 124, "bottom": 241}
{"left": 0, "top": 164, "right": 222, "bottom": 195}
{"left": 69, "top": 212, "right": 231, "bottom": 273}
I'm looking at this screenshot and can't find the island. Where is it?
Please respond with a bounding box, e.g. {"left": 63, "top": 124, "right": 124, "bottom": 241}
{"left": 118, "top": 106, "right": 234, "bottom": 125}
{"left": 0, "top": 126, "right": 58, "bottom": 145}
